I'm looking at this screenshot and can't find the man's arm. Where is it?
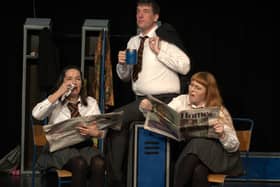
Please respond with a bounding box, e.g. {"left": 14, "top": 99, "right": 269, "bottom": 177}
{"left": 116, "top": 63, "right": 133, "bottom": 82}
{"left": 157, "top": 41, "right": 191, "bottom": 75}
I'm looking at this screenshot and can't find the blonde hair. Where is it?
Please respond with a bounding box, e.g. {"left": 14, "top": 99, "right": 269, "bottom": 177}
{"left": 191, "top": 72, "right": 223, "bottom": 107}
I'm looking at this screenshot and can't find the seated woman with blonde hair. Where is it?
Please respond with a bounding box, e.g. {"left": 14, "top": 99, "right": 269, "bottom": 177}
{"left": 140, "top": 71, "right": 243, "bottom": 187}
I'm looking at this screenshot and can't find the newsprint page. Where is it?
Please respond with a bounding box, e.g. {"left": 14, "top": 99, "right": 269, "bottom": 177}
{"left": 43, "top": 111, "right": 123, "bottom": 152}
{"left": 144, "top": 95, "right": 220, "bottom": 141}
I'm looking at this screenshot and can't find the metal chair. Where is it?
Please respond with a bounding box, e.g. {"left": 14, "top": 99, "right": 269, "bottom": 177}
{"left": 208, "top": 117, "right": 254, "bottom": 187}
{"left": 31, "top": 122, "right": 72, "bottom": 187}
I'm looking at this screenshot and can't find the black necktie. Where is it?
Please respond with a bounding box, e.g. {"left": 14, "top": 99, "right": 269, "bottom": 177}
{"left": 133, "top": 36, "right": 148, "bottom": 82}
{"left": 67, "top": 102, "right": 81, "bottom": 118}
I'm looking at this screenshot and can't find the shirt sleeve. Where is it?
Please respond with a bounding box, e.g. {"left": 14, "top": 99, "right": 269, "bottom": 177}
{"left": 218, "top": 108, "right": 240, "bottom": 152}
{"left": 116, "top": 36, "right": 138, "bottom": 82}
{"left": 157, "top": 41, "right": 191, "bottom": 75}
{"left": 219, "top": 125, "right": 240, "bottom": 152}
{"left": 32, "top": 98, "right": 57, "bottom": 120}
{"left": 116, "top": 64, "right": 133, "bottom": 82}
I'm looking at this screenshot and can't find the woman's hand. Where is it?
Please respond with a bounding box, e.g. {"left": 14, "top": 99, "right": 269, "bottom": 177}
{"left": 48, "top": 81, "right": 74, "bottom": 103}
{"left": 58, "top": 81, "right": 73, "bottom": 95}
{"left": 139, "top": 99, "right": 153, "bottom": 112}
{"left": 76, "top": 122, "right": 102, "bottom": 138}
{"left": 210, "top": 119, "right": 225, "bottom": 138}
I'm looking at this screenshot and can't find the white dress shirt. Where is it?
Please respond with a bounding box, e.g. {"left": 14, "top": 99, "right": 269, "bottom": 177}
{"left": 32, "top": 96, "right": 101, "bottom": 125}
{"left": 117, "top": 25, "right": 191, "bottom": 96}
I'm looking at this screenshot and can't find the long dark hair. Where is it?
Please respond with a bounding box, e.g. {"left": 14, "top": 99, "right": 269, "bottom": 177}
{"left": 55, "top": 65, "right": 88, "bottom": 106}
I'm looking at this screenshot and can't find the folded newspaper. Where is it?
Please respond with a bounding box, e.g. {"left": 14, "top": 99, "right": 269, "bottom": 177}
{"left": 43, "top": 111, "right": 123, "bottom": 152}
{"left": 144, "top": 95, "right": 220, "bottom": 141}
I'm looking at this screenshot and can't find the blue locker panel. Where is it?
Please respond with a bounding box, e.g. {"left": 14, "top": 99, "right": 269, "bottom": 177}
{"left": 133, "top": 124, "right": 170, "bottom": 187}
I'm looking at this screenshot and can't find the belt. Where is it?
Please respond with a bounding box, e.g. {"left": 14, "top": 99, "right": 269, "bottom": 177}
{"left": 136, "top": 93, "right": 179, "bottom": 100}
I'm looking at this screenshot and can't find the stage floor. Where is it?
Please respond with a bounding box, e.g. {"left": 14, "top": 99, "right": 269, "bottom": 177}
{"left": 1, "top": 173, "right": 280, "bottom": 187}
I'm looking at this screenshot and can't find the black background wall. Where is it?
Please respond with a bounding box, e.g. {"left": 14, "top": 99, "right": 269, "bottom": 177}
{"left": 1, "top": 1, "right": 275, "bottom": 158}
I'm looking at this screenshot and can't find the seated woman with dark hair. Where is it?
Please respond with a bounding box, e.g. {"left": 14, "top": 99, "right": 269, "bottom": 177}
{"left": 32, "top": 65, "right": 105, "bottom": 187}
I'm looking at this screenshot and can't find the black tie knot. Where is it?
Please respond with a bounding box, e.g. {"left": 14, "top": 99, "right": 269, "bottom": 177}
{"left": 140, "top": 36, "right": 149, "bottom": 41}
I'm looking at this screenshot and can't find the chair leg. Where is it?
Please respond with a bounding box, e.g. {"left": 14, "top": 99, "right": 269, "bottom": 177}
{"left": 31, "top": 169, "right": 35, "bottom": 187}
{"left": 32, "top": 146, "right": 37, "bottom": 187}
{"left": 58, "top": 178, "right": 61, "bottom": 187}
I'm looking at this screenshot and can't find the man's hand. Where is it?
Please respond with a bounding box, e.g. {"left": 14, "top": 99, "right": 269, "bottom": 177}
{"left": 118, "top": 50, "right": 126, "bottom": 64}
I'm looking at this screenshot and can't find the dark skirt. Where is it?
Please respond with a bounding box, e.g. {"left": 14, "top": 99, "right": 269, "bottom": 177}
{"left": 175, "top": 138, "right": 243, "bottom": 176}
{"left": 36, "top": 139, "right": 102, "bottom": 171}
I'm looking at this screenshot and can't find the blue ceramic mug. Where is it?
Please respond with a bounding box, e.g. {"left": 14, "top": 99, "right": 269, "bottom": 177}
{"left": 126, "top": 49, "right": 137, "bottom": 65}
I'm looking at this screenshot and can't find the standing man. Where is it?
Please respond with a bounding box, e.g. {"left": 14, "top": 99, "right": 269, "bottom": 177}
{"left": 105, "top": 0, "right": 191, "bottom": 186}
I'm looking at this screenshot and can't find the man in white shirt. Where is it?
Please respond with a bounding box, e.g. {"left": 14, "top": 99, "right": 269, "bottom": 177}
{"left": 104, "top": 0, "right": 191, "bottom": 186}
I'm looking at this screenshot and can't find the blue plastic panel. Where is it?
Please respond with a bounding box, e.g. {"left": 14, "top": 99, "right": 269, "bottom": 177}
{"left": 227, "top": 153, "right": 280, "bottom": 182}
{"left": 135, "top": 125, "right": 169, "bottom": 187}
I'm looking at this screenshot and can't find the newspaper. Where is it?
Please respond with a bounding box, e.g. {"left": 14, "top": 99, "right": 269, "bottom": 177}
{"left": 43, "top": 111, "right": 123, "bottom": 152}
{"left": 144, "top": 95, "right": 220, "bottom": 141}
